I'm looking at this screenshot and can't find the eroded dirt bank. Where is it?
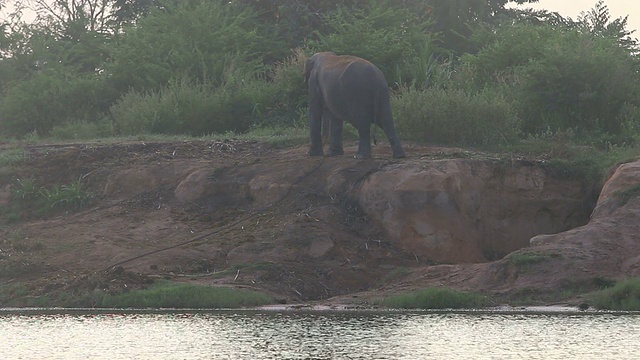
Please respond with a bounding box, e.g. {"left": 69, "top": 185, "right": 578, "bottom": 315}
{"left": 1, "top": 140, "right": 637, "bottom": 306}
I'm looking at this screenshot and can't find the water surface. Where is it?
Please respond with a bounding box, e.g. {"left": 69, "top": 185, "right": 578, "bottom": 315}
{"left": 1, "top": 310, "right": 639, "bottom": 359}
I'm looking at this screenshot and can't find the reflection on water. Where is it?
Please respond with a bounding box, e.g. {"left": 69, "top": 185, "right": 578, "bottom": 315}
{"left": 1, "top": 311, "right": 640, "bottom": 359}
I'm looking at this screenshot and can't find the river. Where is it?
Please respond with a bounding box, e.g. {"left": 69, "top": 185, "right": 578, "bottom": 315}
{"left": 1, "top": 309, "right": 639, "bottom": 359}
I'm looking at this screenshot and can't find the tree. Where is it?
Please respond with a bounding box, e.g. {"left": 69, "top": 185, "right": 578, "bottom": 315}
{"left": 576, "top": 0, "right": 638, "bottom": 52}
{"left": 27, "top": 0, "right": 115, "bottom": 36}
{"left": 105, "top": 0, "right": 266, "bottom": 92}
{"left": 235, "top": 0, "right": 364, "bottom": 61}
{"left": 412, "top": 0, "right": 539, "bottom": 54}
{"left": 310, "top": 2, "right": 434, "bottom": 85}
{"left": 111, "top": 0, "right": 160, "bottom": 26}
{"left": 463, "top": 22, "right": 640, "bottom": 136}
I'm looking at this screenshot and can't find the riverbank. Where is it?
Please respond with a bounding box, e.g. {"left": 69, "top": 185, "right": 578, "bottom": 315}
{"left": 1, "top": 139, "right": 639, "bottom": 309}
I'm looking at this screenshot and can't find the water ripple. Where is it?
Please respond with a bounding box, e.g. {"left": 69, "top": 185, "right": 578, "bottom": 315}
{"left": 1, "top": 312, "right": 639, "bottom": 359}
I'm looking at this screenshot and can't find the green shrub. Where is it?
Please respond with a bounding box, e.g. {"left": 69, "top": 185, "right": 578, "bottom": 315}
{"left": 8, "top": 177, "right": 93, "bottom": 220}
{"left": 589, "top": 277, "right": 640, "bottom": 311}
{"left": 520, "top": 34, "right": 639, "bottom": 135}
{"left": 110, "top": 75, "right": 274, "bottom": 136}
{"left": 0, "top": 149, "right": 27, "bottom": 166}
{"left": 0, "top": 68, "right": 109, "bottom": 137}
{"left": 392, "top": 86, "right": 521, "bottom": 147}
{"left": 381, "top": 287, "right": 490, "bottom": 309}
{"left": 464, "top": 23, "right": 640, "bottom": 139}
{"left": 49, "top": 119, "right": 113, "bottom": 140}
{"left": 98, "top": 281, "right": 274, "bottom": 308}
{"left": 266, "top": 48, "right": 309, "bottom": 123}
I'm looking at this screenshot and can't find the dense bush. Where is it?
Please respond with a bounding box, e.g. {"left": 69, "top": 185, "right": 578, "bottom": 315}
{"left": 263, "top": 48, "right": 309, "bottom": 126}
{"left": 0, "top": 68, "right": 108, "bottom": 137}
{"left": 393, "top": 86, "right": 521, "bottom": 146}
{"left": 520, "top": 32, "right": 639, "bottom": 135}
{"left": 464, "top": 23, "right": 640, "bottom": 138}
{"left": 105, "top": 0, "right": 267, "bottom": 93}
{"left": 110, "top": 74, "right": 275, "bottom": 136}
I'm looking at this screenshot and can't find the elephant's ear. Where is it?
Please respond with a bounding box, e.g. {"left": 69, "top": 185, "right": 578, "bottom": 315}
{"left": 303, "top": 58, "right": 314, "bottom": 84}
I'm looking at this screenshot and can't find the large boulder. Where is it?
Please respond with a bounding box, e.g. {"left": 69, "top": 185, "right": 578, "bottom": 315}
{"left": 356, "top": 159, "right": 593, "bottom": 263}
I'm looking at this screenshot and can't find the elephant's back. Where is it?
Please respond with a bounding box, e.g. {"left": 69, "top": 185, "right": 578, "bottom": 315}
{"left": 340, "top": 60, "right": 388, "bottom": 89}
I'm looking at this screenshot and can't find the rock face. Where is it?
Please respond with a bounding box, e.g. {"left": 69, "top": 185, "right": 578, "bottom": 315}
{"left": 397, "top": 159, "right": 640, "bottom": 297}
{"left": 100, "top": 154, "right": 640, "bottom": 300}
{"left": 356, "top": 159, "right": 593, "bottom": 263}
{"left": 591, "top": 161, "right": 640, "bottom": 218}
{"left": 172, "top": 157, "right": 595, "bottom": 265}
{"left": 527, "top": 160, "right": 640, "bottom": 281}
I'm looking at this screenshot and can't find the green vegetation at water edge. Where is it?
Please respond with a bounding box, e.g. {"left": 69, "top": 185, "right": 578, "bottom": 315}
{"left": 381, "top": 287, "right": 491, "bottom": 309}
{"left": 589, "top": 277, "right": 640, "bottom": 311}
{"left": 507, "top": 251, "right": 561, "bottom": 272}
{"left": 97, "top": 281, "right": 274, "bottom": 309}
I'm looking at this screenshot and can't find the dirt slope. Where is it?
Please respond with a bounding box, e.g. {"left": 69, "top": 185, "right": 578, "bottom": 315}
{"left": 1, "top": 140, "right": 419, "bottom": 304}
{"left": 0, "top": 140, "right": 637, "bottom": 307}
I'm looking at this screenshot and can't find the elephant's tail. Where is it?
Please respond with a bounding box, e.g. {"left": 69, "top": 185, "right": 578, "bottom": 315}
{"left": 372, "top": 99, "right": 379, "bottom": 146}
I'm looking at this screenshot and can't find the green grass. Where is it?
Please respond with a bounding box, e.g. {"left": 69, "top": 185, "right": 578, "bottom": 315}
{"left": 229, "top": 125, "right": 309, "bottom": 148}
{"left": 0, "top": 148, "right": 27, "bottom": 166}
{"left": 6, "top": 177, "right": 94, "bottom": 220}
{"left": 497, "top": 133, "right": 640, "bottom": 183}
{"left": 589, "top": 277, "right": 640, "bottom": 311}
{"left": 97, "top": 281, "right": 274, "bottom": 308}
{"left": 507, "top": 251, "right": 564, "bottom": 273}
{"left": 380, "top": 287, "right": 491, "bottom": 309}
{"left": 614, "top": 184, "right": 640, "bottom": 206}
{"left": 507, "top": 251, "right": 548, "bottom": 270}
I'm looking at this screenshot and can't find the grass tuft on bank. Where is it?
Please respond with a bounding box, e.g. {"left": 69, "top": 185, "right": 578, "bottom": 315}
{"left": 380, "top": 287, "right": 491, "bottom": 309}
{"left": 98, "top": 281, "right": 274, "bottom": 309}
{"left": 588, "top": 277, "right": 640, "bottom": 311}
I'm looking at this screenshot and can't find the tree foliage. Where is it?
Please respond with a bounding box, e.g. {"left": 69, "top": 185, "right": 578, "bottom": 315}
{"left": 0, "top": 0, "right": 639, "bottom": 145}
{"left": 576, "top": 0, "right": 637, "bottom": 52}
{"left": 463, "top": 4, "right": 640, "bottom": 138}
{"left": 309, "top": 1, "right": 433, "bottom": 85}
{"left": 105, "top": 0, "right": 266, "bottom": 93}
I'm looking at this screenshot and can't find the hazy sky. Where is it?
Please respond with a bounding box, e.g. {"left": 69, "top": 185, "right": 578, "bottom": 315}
{"left": 511, "top": 0, "right": 640, "bottom": 38}
{"left": 2, "top": 1, "right": 639, "bottom": 38}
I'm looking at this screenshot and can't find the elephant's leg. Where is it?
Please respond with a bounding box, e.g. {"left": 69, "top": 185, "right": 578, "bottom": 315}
{"left": 354, "top": 124, "right": 372, "bottom": 159}
{"left": 350, "top": 103, "right": 374, "bottom": 159}
{"left": 321, "top": 113, "right": 330, "bottom": 143}
{"left": 327, "top": 114, "right": 344, "bottom": 156}
{"left": 307, "top": 96, "right": 324, "bottom": 156}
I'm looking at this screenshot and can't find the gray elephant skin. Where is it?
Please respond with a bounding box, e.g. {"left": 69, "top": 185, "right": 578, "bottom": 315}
{"left": 303, "top": 52, "right": 406, "bottom": 159}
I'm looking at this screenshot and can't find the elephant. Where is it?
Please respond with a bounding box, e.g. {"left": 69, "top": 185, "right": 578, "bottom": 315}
{"left": 303, "top": 52, "right": 406, "bottom": 159}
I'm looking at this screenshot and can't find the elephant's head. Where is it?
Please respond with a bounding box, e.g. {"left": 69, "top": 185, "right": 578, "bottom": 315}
{"left": 303, "top": 58, "right": 314, "bottom": 84}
